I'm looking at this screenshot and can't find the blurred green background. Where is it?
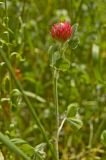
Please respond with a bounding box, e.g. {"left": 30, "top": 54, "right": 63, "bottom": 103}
{"left": 0, "top": 0, "right": 106, "bottom": 159}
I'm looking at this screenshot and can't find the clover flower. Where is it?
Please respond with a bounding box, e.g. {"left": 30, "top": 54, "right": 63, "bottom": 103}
{"left": 51, "top": 22, "right": 72, "bottom": 41}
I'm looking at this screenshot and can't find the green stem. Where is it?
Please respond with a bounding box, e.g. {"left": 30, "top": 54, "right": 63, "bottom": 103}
{"left": 4, "top": 0, "right": 10, "bottom": 56}
{"left": 0, "top": 132, "right": 30, "bottom": 160}
{"left": 88, "top": 121, "right": 93, "bottom": 148}
{"left": 0, "top": 49, "right": 57, "bottom": 160}
{"left": 4, "top": 0, "right": 12, "bottom": 94}
{"left": 4, "top": 0, "right": 8, "bottom": 20}
{"left": 76, "top": 0, "right": 84, "bottom": 21}
{"left": 53, "top": 68, "right": 59, "bottom": 160}
{"left": 57, "top": 117, "right": 66, "bottom": 139}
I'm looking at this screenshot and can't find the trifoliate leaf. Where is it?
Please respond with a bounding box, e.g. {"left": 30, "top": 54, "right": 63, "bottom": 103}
{"left": 34, "top": 143, "right": 46, "bottom": 160}
{"left": 67, "top": 117, "right": 83, "bottom": 130}
{"left": 66, "top": 103, "right": 79, "bottom": 117}
{"left": 68, "top": 37, "right": 79, "bottom": 49}
{"left": 55, "top": 58, "right": 70, "bottom": 71}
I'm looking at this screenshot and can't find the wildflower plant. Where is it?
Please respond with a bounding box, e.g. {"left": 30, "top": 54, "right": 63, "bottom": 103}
{"left": 49, "top": 21, "right": 83, "bottom": 159}
{"left": 0, "top": 0, "right": 106, "bottom": 159}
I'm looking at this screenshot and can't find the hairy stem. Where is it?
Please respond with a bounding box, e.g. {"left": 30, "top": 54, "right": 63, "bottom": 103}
{"left": 53, "top": 68, "right": 59, "bottom": 160}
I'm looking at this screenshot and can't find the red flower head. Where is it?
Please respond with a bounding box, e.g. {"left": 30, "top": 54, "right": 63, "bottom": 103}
{"left": 51, "top": 22, "right": 72, "bottom": 42}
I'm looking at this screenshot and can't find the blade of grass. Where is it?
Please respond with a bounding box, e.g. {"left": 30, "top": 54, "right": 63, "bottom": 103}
{"left": 0, "top": 48, "right": 57, "bottom": 160}
{"left": 0, "top": 132, "right": 30, "bottom": 160}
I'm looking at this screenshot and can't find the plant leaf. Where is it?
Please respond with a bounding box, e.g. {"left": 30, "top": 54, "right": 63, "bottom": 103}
{"left": 92, "top": 44, "right": 100, "bottom": 63}
{"left": 34, "top": 143, "right": 46, "bottom": 159}
{"left": 68, "top": 37, "right": 79, "bottom": 49}
{"left": 11, "top": 138, "right": 26, "bottom": 145}
{"left": 71, "top": 23, "right": 78, "bottom": 38}
{"left": 101, "top": 130, "right": 106, "bottom": 147}
{"left": 11, "top": 138, "right": 34, "bottom": 157}
{"left": 52, "top": 51, "right": 61, "bottom": 66}
{"left": 55, "top": 58, "right": 70, "bottom": 71}
{"left": 66, "top": 103, "right": 79, "bottom": 117}
{"left": 48, "top": 45, "right": 60, "bottom": 66}
{"left": 67, "top": 118, "right": 83, "bottom": 130}
{"left": 20, "top": 144, "right": 34, "bottom": 157}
